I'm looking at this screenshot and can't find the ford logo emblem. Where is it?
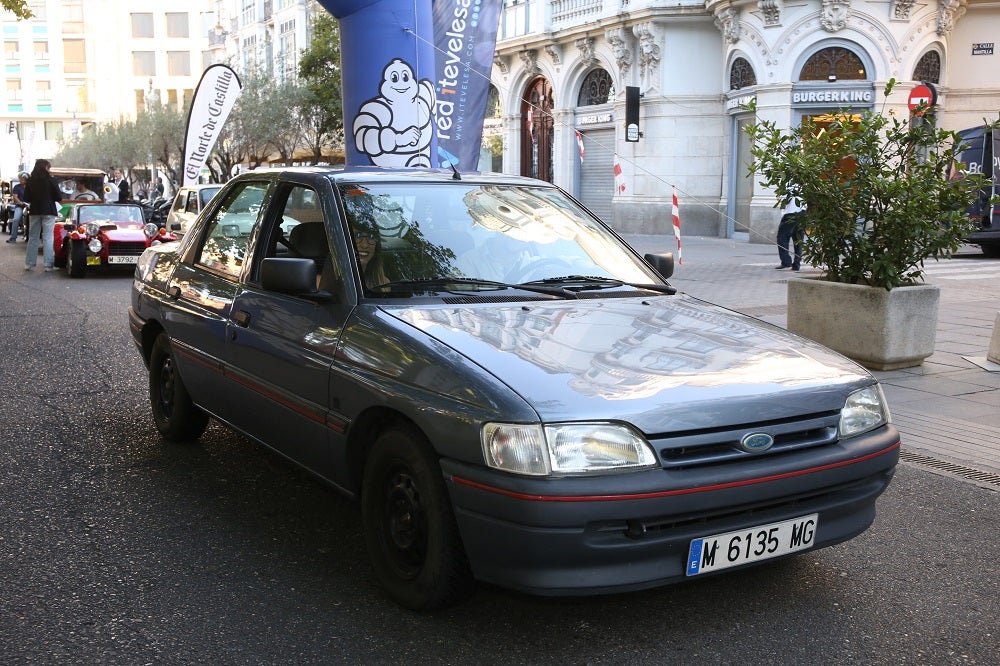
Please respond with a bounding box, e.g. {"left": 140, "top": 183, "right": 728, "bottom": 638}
{"left": 740, "top": 432, "right": 774, "bottom": 453}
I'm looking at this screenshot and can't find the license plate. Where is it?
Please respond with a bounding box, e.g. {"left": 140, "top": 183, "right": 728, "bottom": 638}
{"left": 686, "top": 514, "right": 818, "bottom": 576}
{"left": 107, "top": 255, "right": 140, "bottom": 265}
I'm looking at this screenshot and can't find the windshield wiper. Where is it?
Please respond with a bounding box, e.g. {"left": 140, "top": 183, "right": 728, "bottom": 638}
{"left": 520, "top": 275, "right": 677, "bottom": 295}
{"left": 373, "top": 277, "right": 577, "bottom": 298}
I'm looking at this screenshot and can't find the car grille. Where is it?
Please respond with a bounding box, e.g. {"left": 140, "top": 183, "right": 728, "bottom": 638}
{"left": 108, "top": 241, "right": 147, "bottom": 255}
{"left": 650, "top": 411, "right": 841, "bottom": 469}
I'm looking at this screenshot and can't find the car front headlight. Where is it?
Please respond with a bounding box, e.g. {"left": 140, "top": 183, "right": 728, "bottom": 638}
{"left": 144, "top": 222, "right": 160, "bottom": 238}
{"left": 87, "top": 238, "right": 102, "bottom": 253}
{"left": 482, "top": 422, "right": 657, "bottom": 476}
{"left": 84, "top": 222, "right": 101, "bottom": 237}
{"left": 839, "top": 385, "right": 890, "bottom": 439}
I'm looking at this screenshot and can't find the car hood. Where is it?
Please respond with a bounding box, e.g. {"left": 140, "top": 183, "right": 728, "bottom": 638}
{"left": 101, "top": 226, "right": 147, "bottom": 241}
{"left": 385, "top": 294, "right": 872, "bottom": 432}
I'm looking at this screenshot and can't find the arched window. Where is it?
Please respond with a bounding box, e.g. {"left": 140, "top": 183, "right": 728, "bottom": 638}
{"left": 577, "top": 68, "right": 614, "bottom": 106}
{"left": 913, "top": 51, "right": 941, "bottom": 84}
{"left": 800, "top": 47, "right": 867, "bottom": 81}
{"left": 729, "top": 57, "right": 757, "bottom": 90}
{"left": 521, "top": 76, "right": 554, "bottom": 182}
{"left": 485, "top": 84, "right": 501, "bottom": 118}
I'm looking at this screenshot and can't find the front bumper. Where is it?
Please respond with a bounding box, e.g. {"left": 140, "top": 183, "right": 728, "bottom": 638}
{"left": 442, "top": 425, "right": 899, "bottom": 595}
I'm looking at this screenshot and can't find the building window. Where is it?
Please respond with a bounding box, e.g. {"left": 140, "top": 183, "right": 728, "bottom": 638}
{"left": 166, "top": 13, "right": 190, "bottom": 38}
{"left": 486, "top": 85, "right": 500, "bottom": 118}
{"left": 44, "top": 120, "right": 62, "bottom": 140}
{"left": 577, "top": 69, "right": 614, "bottom": 107}
{"left": 241, "top": 0, "right": 256, "bottom": 27}
{"left": 28, "top": 1, "right": 46, "bottom": 20}
{"left": 5, "top": 41, "right": 20, "bottom": 61}
{"left": 799, "top": 47, "right": 867, "bottom": 81}
{"left": 167, "top": 51, "right": 190, "bottom": 76}
{"left": 63, "top": 39, "right": 86, "bottom": 74}
{"left": 33, "top": 41, "right": 48, "bottom": 61}
{"left": 63, "top": 1, "right": 84, "bottom": 33}
{"left": 913, "top": 51, "right": 941, "bottom": 84}
{"left": 35, "top": 80, "right": 50, "bottom": 101}
{"left": 6, "top": 79, "right": 21, "bottom": 101}
{"left": 730, "top": 57, "right": 757, "bottom": 90}
{"left": 131, "top": 13, "right": 154, "bottom": 39}
{"left": 133, "top": 51, "right": 156, "bottom": 76}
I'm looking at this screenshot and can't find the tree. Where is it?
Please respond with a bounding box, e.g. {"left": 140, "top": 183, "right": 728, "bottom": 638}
{"left": 746, "top": 80, "right": 994, "bottom": 290}
{"left": 297, "top": 11, "right": 343, "bottom": 164}
{"left": 3, "top": 0, "right": 31, "bottom": 20}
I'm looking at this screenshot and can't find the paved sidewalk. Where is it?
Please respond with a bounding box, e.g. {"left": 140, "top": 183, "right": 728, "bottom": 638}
{"left": 624, "top": 234, "right": 1000, "bottom": 482}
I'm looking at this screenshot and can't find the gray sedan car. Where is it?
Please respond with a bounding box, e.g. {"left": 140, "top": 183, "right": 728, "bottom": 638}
{"left": 128, "top": 167, "right": 899, "bottom": 610}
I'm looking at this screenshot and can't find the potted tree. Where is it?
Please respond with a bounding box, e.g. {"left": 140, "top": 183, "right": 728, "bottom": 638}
{"left": 745, "top": 80, "right": 994, "bottom": 370}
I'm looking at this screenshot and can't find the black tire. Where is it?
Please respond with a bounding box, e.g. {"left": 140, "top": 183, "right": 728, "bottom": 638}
{"left": 361, "top": 426, "right": 473, "bottom": 610}
{"left": 67, "top": 239, "right": 86, "bottom": 278}
{"left": 54, "top": 241, "right": 67, "bottom": 268}
{"left": 981, "top": 243, "right": 1000, "bottom": 258}
{"left": 149, "top": 333, "right": 209, "bottom": 441}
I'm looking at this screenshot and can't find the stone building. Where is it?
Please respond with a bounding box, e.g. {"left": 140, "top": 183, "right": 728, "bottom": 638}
{"left": 489, "top": 0, "right": 1000, "bottom": 243}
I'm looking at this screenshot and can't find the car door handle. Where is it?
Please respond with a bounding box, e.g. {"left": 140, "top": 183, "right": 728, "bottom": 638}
{"left": 233, "top": 310, "right": 251, "bottom": 327}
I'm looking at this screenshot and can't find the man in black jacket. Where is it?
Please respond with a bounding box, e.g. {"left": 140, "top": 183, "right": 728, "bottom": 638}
{"left": 114, "top": 169, "right": 131, "bottom": 203}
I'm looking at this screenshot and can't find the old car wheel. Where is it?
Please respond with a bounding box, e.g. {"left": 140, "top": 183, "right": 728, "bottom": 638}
{"left": 149, "top": 333, "right": 209, "bottom": 442}
{"left": 361, "top": 427, "right": 473, "bottom": 610}
{"left": 67, "top": 239, "right": 86, "bottom": 278}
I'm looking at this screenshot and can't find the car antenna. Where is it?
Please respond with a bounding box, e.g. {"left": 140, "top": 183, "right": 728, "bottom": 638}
{"left": 449, "top": 161, "right": 461, "bottom": 180}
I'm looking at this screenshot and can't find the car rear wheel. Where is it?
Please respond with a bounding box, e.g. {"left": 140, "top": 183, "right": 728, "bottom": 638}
{"left": 361, "top": 426, "right": 473, "bottom": 610}
{"left": 149, "top": 333, "right": 209, "bottom": 441}
{"left": 67, "top": 239, "right": 86, "bottom": 278}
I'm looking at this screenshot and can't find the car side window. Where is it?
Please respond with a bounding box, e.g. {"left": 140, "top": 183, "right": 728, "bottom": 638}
{"left": 196, "top": 181, "right": 268, "bottom": 279}
{"left": 184, "top": 192, "right": 198, "bottom": 214}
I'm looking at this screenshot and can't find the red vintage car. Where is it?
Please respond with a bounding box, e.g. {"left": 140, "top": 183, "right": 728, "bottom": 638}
{"left": 54, "top": 203, "right": 178, "bottom": 277}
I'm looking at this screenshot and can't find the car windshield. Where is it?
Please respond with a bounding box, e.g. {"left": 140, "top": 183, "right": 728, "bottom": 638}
{"left": 78, "top": 205, "right": 145, "bottom": 225}
{"left": 337, "top": 181, "right": 660, "bottom": 292}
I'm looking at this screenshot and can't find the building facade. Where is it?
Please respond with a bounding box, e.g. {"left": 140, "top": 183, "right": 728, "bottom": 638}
{"left": 490, "top": 0, "right": 1000, "bottom": 242}
{"left": 2, "top": 0, "right": 213, "bottom": 176}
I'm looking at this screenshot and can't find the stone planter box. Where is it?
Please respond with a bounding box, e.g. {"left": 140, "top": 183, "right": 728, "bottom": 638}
{"left": 787, "top": 277, "right": 940, "bottom": 371}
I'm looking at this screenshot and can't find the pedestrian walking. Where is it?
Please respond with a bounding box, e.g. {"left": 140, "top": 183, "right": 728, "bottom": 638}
{"left": 22, "top": 159, "right": 64, "bottom": 272}
{"left": 6, "top": 171, "right": 28, "bottom": 243}
{"left": 775, "top": 197, "right": 806, "bottom": 271}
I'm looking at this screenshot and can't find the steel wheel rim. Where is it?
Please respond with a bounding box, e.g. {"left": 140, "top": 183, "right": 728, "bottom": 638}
{"left": 157, "top": 354, "right": 176, "bottom": 416}
{"left": 381, "top": 467, "right": 427, "bottom": 578}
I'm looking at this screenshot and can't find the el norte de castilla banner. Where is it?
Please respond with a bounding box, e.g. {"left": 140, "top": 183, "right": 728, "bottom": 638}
{"left": 182, "top": 64, "right": 242, "bottom": 187}
{"left": 317, "top": 0, "right": 502, "bottom": 171}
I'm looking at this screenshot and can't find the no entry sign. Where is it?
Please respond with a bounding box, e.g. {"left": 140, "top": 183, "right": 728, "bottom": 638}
{"left": 907, "top": 82, "right": 938, "bottom": 113}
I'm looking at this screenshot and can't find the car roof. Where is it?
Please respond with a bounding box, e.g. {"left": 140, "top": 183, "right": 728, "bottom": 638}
{"left": 51, "top": 167, "right": 107, "bottom": 178}
{"left": 227, "top": 166, "right": 554, "bottom": 188}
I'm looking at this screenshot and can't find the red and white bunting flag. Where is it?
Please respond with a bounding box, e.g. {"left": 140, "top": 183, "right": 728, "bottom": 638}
{"left": 672, "top": 186, "right": 683, "bottom": 265}
{"left": 575, "top": 129, "right": 585, "bottom": 163}
{"left": 613, "top": 154, "right": 626, "bottom": 193}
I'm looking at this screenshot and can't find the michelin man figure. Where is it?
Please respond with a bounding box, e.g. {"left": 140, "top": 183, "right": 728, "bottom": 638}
{"left": 353, "top": 58, "right": 435, "bottom": 167}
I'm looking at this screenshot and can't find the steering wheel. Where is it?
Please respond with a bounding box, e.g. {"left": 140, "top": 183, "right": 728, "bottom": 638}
{"left": 506, "top": 257, "right": 574, "bottom": 283}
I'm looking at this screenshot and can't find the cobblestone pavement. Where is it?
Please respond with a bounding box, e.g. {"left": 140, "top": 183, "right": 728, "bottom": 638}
{"left": 625, "top": 234, "right": 1000, "bottom": 483}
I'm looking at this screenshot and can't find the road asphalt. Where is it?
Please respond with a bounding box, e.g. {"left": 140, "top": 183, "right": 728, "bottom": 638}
{"left": 624, "top": 233, "right": 1000, "bottom": 487}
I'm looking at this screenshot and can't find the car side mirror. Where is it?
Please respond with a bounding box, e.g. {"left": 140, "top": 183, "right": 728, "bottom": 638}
{"left": 643, "top": 252, "right": 674, "bottom": 280}
{"left": 170, "top": 223, "right": 181, "bottom": 231}
{"left": 261, "top": 257, "right": 330, "bottom": 300}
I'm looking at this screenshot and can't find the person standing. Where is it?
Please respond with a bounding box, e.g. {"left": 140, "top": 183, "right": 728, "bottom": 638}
{"left": 22, "top": 159, "right": 64, "bottom": 271}
{"left": 114, "top": 169, "right": 130, "bottom": 203}
{"left": 6, "top": 171, "right": 28, "bottom": 243}
{"left": 775, "top": 197, "right": 806, "bottom": 271}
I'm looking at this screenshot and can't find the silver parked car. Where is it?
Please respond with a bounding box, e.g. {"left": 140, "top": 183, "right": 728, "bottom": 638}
{"left": 128, "top": 167, "right": 899, "bottom": 610}
{"left": 165, "top": 183, "right": 222, "bottom": 237}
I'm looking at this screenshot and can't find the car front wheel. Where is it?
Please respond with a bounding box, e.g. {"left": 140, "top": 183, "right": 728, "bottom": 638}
{"left": 149, "top": 333, "right": 209, "bottom": 441}
{"left": 67, "top": 239, "right": 86, "bottom": 278}
{"left": 361, "top": 426, "right": 473, "bottom": 610}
